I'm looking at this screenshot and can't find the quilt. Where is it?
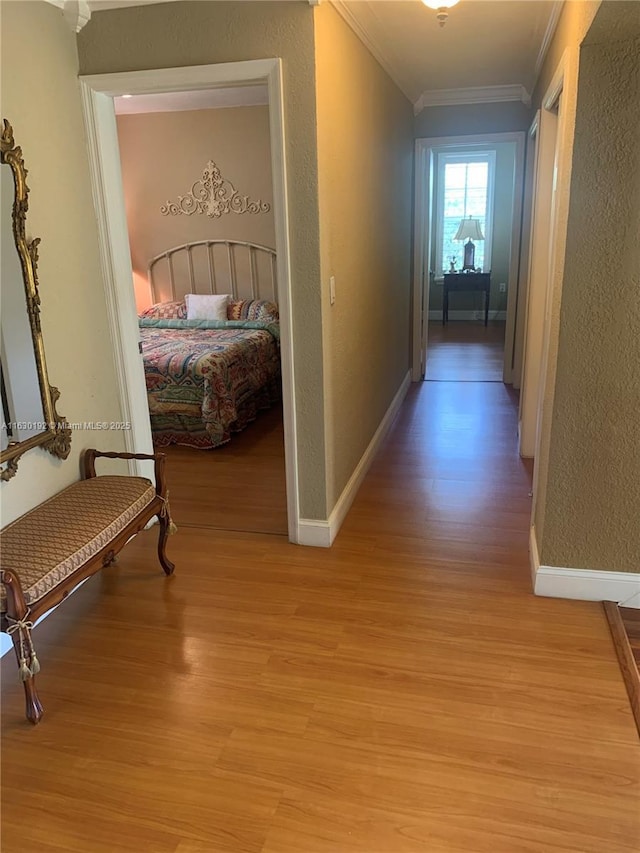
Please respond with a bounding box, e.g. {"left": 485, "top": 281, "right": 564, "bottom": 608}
{"left": 139, "top": 319, "right": 281, "bottom": 448}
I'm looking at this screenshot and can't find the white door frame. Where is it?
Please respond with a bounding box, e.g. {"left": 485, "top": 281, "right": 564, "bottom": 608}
{"left": 528, "top": 53, "right": 570, "bottom": 520}
{"left": 411, "top": 138, "right": 431, "bottom": 380}
{"left": 519, "top": 54, "right": 566, "bottom": 461}
{"left": 512, "top": 113, "right": 540, "bottom": 392}
{"left": 79, "top": 59, "right": 300, "bottom": 542}
{"left": 412, "top": 132, "right": 525, "bottom": 383}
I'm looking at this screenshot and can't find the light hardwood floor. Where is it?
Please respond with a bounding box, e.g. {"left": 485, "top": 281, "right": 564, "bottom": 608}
{"left": 161, "top": 405, "right": 287, "bottom": 536}
{"left": 426, "top": 320, "right": 505, "bottom": 382}
{"left": 2, "top": 382, "right": 639, "bottom": 852}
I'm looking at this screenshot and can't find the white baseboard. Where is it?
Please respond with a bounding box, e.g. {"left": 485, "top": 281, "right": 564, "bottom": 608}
{"left": 428, "top": 310, "right": 507, "bottom": 321}
{"left": 530, "top": 526, "right": 640, "bottom": 606}
{"left": 298, "top": 370, "right": 411, "bottom": 548}
{"left": 296, "top": 519, "right": 332, "bottom": 548}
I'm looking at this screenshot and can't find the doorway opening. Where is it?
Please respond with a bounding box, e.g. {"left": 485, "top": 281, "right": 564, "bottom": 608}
{"left": 413, "top": 133, "right": 525, "bottom": 385}
{"left": 80, "top": 60, "right": 300, "bottom": 542}
{"left": 115, "top": 87, "right": 286, "bottom": 535}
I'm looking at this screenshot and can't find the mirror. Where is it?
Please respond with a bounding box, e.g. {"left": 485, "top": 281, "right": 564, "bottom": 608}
{"left": 1, "top": 120, "right": 71, "bottom": 481}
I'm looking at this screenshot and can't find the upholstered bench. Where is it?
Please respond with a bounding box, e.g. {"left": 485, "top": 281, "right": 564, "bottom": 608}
{"left": 0, "top": 449, "right": 176, "bottom": 724}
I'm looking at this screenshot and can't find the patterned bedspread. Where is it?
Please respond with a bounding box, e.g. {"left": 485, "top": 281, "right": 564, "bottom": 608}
{"left": 139, "top": 320, "right": 281, "bottom": 448}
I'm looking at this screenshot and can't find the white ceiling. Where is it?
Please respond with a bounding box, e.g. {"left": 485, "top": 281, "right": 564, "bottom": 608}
{"left": 334, "top": 0, "right": 560, "bottom": 106}
{"left": 114, "top": 85, "right": 269, "bottom": 115}
{"left": 87, "top": 0, "right": 562, "bottom": 109}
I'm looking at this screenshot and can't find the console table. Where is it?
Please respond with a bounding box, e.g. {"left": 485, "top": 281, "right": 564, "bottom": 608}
{"left": 443, "top": 272, "right": 491, "bottom": 326}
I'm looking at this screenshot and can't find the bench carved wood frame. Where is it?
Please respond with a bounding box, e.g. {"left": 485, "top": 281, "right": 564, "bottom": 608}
{"left": 1, "top": 450, "right": 175, "bottom": 724}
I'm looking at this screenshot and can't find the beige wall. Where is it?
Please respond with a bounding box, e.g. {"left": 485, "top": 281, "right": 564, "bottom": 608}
{"left": 415, "top": 101, "right": 531, "bottom": 139}
{"left": 116, "top": 106, "right": 275, "bottom": 312}
{"left": 78, "top": 1, "right": 328, "bottom": 519}
{"left": 314, "top": 3, "right": 413, "bottom": 510}
{"left": 537, "top": 5, "right": 640, "bottom": 572}
{"left": 0, "top": 0, "right": 127, "bottom": 525}
{"left": 428, "top": 141, "right": 516, "bottom": 314}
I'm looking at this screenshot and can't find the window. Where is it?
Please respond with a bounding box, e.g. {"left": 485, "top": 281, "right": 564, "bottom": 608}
{"left": 434, "top": 151, "right": 495, "bottom": 275}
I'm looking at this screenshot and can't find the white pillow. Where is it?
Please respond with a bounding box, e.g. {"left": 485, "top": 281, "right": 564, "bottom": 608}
{"left": 185, "top": 293, "right": 230, "bottom": 321}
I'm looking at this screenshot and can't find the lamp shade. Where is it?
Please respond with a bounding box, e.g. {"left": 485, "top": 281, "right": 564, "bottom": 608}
{"left": 454, "top": 217, "right": 485, "bottom": 242}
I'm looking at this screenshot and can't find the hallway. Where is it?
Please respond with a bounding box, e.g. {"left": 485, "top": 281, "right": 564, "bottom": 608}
{"left": 2, "top": 382, "right": 639, "bottom": 853}
{"left": 345, "top": 381, "right": 532, "bottom": 560}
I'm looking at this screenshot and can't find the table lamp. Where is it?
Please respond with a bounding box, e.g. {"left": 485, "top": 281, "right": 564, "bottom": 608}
{"left": 454, "top": 216, "right": 485, "bottom": 271}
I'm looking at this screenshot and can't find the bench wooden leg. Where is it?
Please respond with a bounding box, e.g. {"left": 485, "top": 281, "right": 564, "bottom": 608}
{"left": 3, "top": 570, "right": 44, "bottom": 724}
{"left": 9, "top": 630, "right": 44, "bottom": 724}
{"left": 25, "top": 684, "right": 44, "bottom": 724}
{"left": 19, "top": 662, "right": 43, "bottom": 725}
{"left": 157, "top": 514, "right": 175, "bottom": 576}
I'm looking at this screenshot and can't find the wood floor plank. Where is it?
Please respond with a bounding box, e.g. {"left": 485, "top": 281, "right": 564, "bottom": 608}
{"left": 2, "top": 382, "right": 639, "bottom": 852}
{"left": 262, "top": 787, "right": 632, "bottom": 853}
{"left": 425, "top": 320, "right": 505, "bottom": 382}
{"left": 161, "top": 403, "right": 287, "bottom": 536}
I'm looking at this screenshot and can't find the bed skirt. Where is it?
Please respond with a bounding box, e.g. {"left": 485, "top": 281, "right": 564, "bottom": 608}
{"left": 150, "top": 376, "right": 282, "bottom": 449}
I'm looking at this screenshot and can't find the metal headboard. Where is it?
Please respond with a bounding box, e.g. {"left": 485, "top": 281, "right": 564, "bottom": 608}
{"left": 147, "top": 239, "right": 277, "bottom": 305}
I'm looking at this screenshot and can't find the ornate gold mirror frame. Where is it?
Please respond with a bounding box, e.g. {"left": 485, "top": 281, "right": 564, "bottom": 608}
{"left": 1, "top": 120, "right": 71, "bottom": 481}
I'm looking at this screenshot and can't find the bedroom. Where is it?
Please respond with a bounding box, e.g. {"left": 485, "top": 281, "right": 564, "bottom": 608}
{"left": 115, "top": 86, "right": 288, "bottom": 535}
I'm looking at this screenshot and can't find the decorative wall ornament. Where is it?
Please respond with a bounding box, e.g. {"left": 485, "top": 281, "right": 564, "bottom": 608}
{"left": 160, "top": 160, "right": 271, "bottom": 219}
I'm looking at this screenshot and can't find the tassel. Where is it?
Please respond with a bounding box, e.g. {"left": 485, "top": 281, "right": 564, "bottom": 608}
{"left": 160, "top": 491, "right": 178, "bottom": 535}
{"left": 7, "top": 610, "right": 39, "bottom": 681}
{"left": 19, "top": 657, "right": 32, "bottom": 681}
{"left": 26, "top": 629, "right": 40, "bottom": 675}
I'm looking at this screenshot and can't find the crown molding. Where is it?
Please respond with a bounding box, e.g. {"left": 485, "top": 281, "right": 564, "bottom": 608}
{"left": 534, "top": 1, "right": 565, "bottom": 79}
{"left": 330, "top": 1, "right": 414, "bottom": 103}
{"left": 46, "top": 0, "right": 92, "bottom": 32}
{"left": 414, "top": 84, "right": 531, "bottom": 115}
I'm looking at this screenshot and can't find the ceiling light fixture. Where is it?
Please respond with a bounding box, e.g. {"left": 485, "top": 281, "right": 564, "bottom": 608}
{"left": 422, "top": 0, "right": 460, "bottom": 28}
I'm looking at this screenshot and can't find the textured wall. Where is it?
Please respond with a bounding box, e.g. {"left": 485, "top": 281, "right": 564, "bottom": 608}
{"left": 414, "top": 101, "right": 531, "bottom": 139}
{"left": 531, "top": 0, "right": 605, "bottom": 547}
{"left": 116, "top": 106, "right": 275, "bottom": 312}
{"left": 314, "top": 3, "right": 413, "bottom": 511}
{"left": 538, "top": 12, "right": 640, "bottom": 572}
{"left": 0, "top": 0, "right": 127, "bottom": 525}
{"left": 78, "top": 1, "right": 328, "bottom": 519}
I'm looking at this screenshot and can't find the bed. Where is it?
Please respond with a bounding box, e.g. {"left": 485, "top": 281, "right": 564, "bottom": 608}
{"left": 139, "top": 240, "right": 281, "bottom": 449}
